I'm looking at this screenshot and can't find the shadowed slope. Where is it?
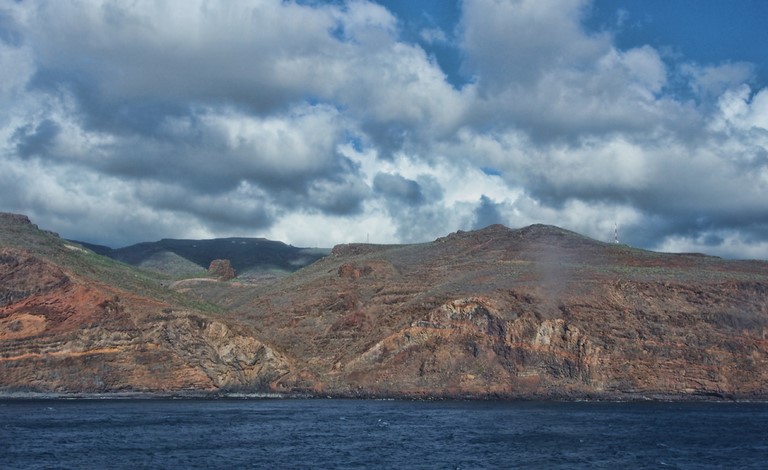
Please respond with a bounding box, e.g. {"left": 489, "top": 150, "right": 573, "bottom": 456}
{"left": 76, "top": 237, "right": 330, "bottom": 279}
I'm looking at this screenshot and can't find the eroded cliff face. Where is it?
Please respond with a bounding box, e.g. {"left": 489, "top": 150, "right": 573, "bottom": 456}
{"left": 0, "top": 247, "right": 291, "bottom": 394}
{"left": 335, "top": 297, "right": 600, "bottom": 397}
{"left": 228, "top": 225, "right": 768, "bottom": 399}
{"left": 253, "top": 282, "right": 768, "bottom": 399}
{"left": 0, "top": 249, "right": 70, "bottom": 308}
{"left": 2, "top": 215, "right": 768, "bottom": 399}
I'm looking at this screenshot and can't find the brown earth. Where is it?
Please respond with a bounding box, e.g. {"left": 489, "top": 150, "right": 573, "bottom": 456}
{"left": 1, "top": 213, "right": 768, "bottom": 400}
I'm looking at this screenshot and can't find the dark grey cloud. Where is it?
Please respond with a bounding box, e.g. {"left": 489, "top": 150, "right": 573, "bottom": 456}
{"left": 132, "top": 180, "right": 272, "bottom": 229}
{"left": 13, "top": 119, "right": 60, "bottom": 157}
{"left": 24, "top": 2, "right": 337, "bottom": 108}
{"left": 0, "top": 8, "right": 23, "bottom": 47}
{"left": 305, "top": 172, "right": 371, "bottom": 215}
{"left": 373, "top": 172, "right": 425, "bottom": 205}
{"left": 472, "top": 195, "right": 505, "bottom": 230}
{"left": 369, "top": 171, "right": 452, "bottom": 243}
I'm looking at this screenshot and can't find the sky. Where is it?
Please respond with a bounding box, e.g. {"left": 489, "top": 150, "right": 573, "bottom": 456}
{"left": 1, "top": 0, "right": 767, "bottom": 259}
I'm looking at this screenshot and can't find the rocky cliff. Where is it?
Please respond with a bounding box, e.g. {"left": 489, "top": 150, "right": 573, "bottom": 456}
{"left": 0, "top": 214, "right": 290, "bottom": 394}
{"left": 2, "top": 214, "right": 767, "bottom": 400}
{"left": 223, "top": 224, "right": 768, "bottom": 399}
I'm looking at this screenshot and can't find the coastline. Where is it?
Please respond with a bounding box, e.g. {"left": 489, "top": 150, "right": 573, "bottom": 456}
{"left": 2, "top": 389, "right": 766, "bottom": 403}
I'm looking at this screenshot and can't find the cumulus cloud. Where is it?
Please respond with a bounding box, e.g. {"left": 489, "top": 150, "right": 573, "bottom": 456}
{"left": 682, "top": 62, "right": 755, "bottom": 101}
{"left": 460, "top": 0, "right": 686, "bottom": 141}
{"left": 0, "top": 0, "right": 766, "bottom": 259}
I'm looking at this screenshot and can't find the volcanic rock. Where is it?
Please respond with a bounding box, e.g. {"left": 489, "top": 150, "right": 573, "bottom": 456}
{"left": 338, "top": 263, "right": 373, "bottom": 279}
{"left": 0, "top": 249, "right": 70, "bottom": 307}
{"left": 0, "top": 213, "right": 33, "bottom": 226}
{"left": 0, "top": 216, "right": 290, "bottom": 395}
{"left": 220, "top": 224, "right": 768, "bottom": 400}
{"left": 208, "top": 259, "right": 236, "bottom": 281}
{"left": 2, "top": 213, "right": 768, "bottom": 400}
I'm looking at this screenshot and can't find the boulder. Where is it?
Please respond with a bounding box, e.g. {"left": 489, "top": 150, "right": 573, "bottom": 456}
{"left": 208, "top": 259, "right": 236, "bottom": 281}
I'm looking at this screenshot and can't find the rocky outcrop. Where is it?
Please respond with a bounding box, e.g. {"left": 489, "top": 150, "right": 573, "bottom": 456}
{"left": 0, "top": 213, "right": 33, "bottom": 226}
{"left": 156, "top": 316, "right": 291, "bottom": 390}
{"left": 0, "top": 249, "right": 70, "bottom": 307}
{"left": 0, "top": 281, "right": 293, "bottom": 394}
{"left": 334, "top": 297, "right": 600, "bottom": 397}
{"left": 338, "top": 263, "right": 373, "bottom": 279}
{"left": 208, "top": 259, "right": 236, "bottom": 280}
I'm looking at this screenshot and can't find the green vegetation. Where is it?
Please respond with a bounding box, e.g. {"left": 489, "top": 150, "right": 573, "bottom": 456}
{"left": 101, "top": 238, "right": 330, "bottom": 278}
{"left": 0, "top": 215, "right": 224, "bottom": 314}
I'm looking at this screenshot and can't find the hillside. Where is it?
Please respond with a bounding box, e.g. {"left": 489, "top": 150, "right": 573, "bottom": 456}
{"left": 217, "top": 224, "right": 768, "bottom": 399}
{"left": 76, "top": 238, "right": 329, "bottom": 279}
{"left": 0, "top": 213, "right": 290, "bottom": 394}
{"left": 2, "top": 214, "right": 768, "bottom": 400}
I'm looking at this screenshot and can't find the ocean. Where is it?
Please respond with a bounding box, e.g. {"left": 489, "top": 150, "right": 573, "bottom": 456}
{"left": 1, "top": 398, "right": 767, "bottom": 469}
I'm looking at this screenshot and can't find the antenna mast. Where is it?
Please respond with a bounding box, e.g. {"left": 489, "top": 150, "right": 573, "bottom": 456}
{"left": 614, "top": 223, "right": 619, "bottom": 244}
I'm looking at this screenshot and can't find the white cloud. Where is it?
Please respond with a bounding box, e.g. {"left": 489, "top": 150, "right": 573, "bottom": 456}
{"left": 714, "top": 85, "right": 768, "bottom": 132}
{"left": 0, "top": 0, "right": 766, "bottom": 259}
{"left": 420, "top": 27, "right": 448, "bottom": 44}
{"left": 458, "top": 0, "right": 692, "bottom": 142}
{"left": 461, "top": 0, "right": 608, "bottom": 90}
{"left": 196, "top": 104, "right": 346, "bottom": 182}
{"left": 656, "top": 231, "right": 768, "bottom": 260}
{"left": 682, "top": 62, "right": 755, "bottom": 99}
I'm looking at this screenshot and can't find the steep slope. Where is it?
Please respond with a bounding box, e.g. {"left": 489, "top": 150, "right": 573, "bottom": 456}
{"left": 0, "top": 213, "right": 292, "bottom": 395}
{"left": 77, "top": 237, "right": 330, "bottom": 279}
{"left": 224, "top": 224, "right": 768, "bottom": 399}
{"left": 4, "top": 214, "right": 768, "bottom": 400}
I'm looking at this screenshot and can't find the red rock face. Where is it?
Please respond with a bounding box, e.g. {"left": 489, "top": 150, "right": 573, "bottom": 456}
{"left": 0, "top": 249, "right": 70, "bottom": 307}
{"left": 0, "top": 255, "right": 289, "bottom": 394}
{"left": 208, "top": 259, "right": 236, "bottom": 281}
{"left": 0, "top": 221, "right": 287, "bottom": 394}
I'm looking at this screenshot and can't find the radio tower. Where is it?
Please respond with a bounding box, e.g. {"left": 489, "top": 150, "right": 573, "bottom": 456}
{"left": 614, "top": 223, "right": 619, "bottom": 244}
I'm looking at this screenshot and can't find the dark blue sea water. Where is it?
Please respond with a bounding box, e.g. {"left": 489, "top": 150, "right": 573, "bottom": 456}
{"left": 1, "top": 399, "right": 767, "bottom": 469}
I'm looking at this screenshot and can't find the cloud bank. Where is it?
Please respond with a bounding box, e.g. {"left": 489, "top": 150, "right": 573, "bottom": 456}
{"left": 1, "top": 0, "right": 766, "bottom": 258}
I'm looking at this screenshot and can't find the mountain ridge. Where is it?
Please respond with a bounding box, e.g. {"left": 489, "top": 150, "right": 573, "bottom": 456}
{"left": 0, "top": 213, "right": 289, "bottom": 394}
{"left": 2, "top": 212, "right": 767, "bottom": 400}
{"left": 70, "top": 236, "right": 330, "bottom": 279}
